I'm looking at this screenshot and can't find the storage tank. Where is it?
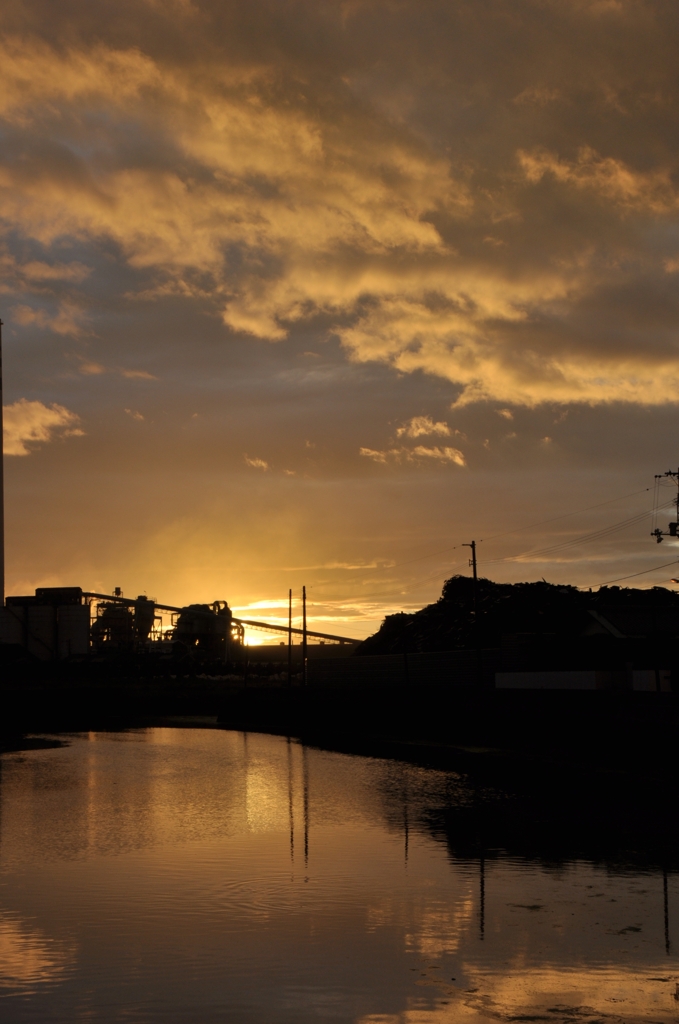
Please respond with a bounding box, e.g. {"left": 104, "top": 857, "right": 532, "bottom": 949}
{"left": 0, "top": 603, "right": 26, "bottom": 647}
{"left": 27, "top": 605, "right": 57, "bottom": 659}
{"left": 57, "top": 605, "right": 90, "bottom": 657}
{"left": 4, "top": 588, "right": 90, "bottom": 659}
{"left": 91, "top": 602, "right": 134, "bottom": 652}
{"left": 134, "top": 596, "right": 156, "bottom": 643}
{"left": 174, "top": 602, "right": 233, "bottom": 659}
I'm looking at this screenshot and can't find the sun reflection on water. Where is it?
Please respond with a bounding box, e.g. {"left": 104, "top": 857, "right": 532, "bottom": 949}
{"left": 0, "top": 729, "right": 676, "bottom": 1023}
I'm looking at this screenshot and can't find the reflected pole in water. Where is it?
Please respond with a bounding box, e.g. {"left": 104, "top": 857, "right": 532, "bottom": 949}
{"left": 302, "top": 744, "right": 309, "bottom": 877}
{"left": 403, "top": 775, "right": 409, "bottom": 868}
{"left": 287, "top": 737, "right": 294, "bottom": 866}
{"left": 287, "top": 589, "right": 293, "bottom": 688}
{"left": 479, "top": 854, "right": 485, "bottom": 940}
{"left": 664, "top": 867, "right": 671, "bottom": 955}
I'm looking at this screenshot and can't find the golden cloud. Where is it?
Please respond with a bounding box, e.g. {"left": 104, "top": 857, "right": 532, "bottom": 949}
{"left": 11, "top": 301, "right": 87, "bottom": 336}
{"left": 412, "top": 445, "right": 466, "bottom": 465}
{"left": 244, "top": 454, "right": 269, "bottom": 470}
{"left": 359, "top": 444, "right": 465, "bottom": 466}
{"left": 3, "top": 398, "right": 84, "bottom": 455}
{"left": 1, "top": 3, "right": 679, "bottom": 406}
{"left": 518, "top": 145, "right": 679, "bottom": 214}
{"left": 396, "top": 416, "right": 450, "bottom": 438}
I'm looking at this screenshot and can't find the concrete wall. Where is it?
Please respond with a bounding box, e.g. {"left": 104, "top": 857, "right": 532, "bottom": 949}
{"left": 56, "top": 606, "right": 90, "bottom": 658}
{"left": 496, "top": 671, "right": 597, "bottom": 690}
{"left": 307, "top": 654, "right": 676, "bottom": 691}
{"left": 0, "top": 606, "right": 24, "bottom": 647}
{"left": 307, "top": 650, "right": 490, "bottom": 688}
{"left": 243, "top": 643, "right": 360, "bottom": 662}
{"left": 0, "top": 604, "right": 90, "bottom": 660}
{"left": 497, "top": 669, "right": 673, "bottom": 690}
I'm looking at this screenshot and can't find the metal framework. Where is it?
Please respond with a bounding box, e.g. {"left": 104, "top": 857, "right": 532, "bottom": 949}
{"left": 82, "top": 592, "right": 360, "bottom": 644}
{"left": 651, "top": 468, "right": 679, "bottom": 543}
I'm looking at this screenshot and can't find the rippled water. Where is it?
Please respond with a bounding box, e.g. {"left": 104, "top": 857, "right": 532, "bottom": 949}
{"left": 0, "top": 728, "right": 676, "bottom": 1023}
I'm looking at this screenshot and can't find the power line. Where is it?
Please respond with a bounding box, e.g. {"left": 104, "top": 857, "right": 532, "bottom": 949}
{"left": 356, "top": 560, "right": 470, "bottom": 601}
{"left": 399, "top": 492, "right": 659, "bottom": 592}
{"left": 311, "top": 485, "right": 652, "bottom": 592}
{"left": 308, "top": 546, "right": 463, "bottom": 591}
{"left": 307, "top": 483, "right": 663, "bottom": 622}
{"left": 589, "top": 558, "right": 679, "bottom": 588}
{"left": 480, "top": 503, "right": 665, "bottom": 567}
{"left": 478, "top": 486, "right": 651, "bottom": 545}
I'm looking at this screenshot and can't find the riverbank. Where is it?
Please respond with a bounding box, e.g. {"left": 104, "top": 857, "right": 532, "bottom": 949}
{"left": 2, "top": 662, "right": 678, "bottom": 869}
{"left": 3, "top": 708, "right": 677, "bottom": 870}
{"left": 3, "top": 676, "right": 678, "bottom": 781}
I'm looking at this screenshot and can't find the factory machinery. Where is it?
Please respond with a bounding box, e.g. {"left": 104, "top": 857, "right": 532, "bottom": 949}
{"left": 0, "top": 586, "right": 358, "bottom": 662}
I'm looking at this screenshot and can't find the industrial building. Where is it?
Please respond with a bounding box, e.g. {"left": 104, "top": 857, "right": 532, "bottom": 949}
{"left": 0, "top": 586, "right": 358, "bottom": 663}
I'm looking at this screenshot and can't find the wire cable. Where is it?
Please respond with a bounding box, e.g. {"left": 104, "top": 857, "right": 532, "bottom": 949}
{"left": 480, "top": 501, "right": 671, "bottom": 567}
{"left": 310, "top": 485, "right": 653, "bottom": 591}
{"left": 588, "top": 558, "right": 679, "bottom": 588}
{"left": 478, "top": 486, "right": 651, "bottom": 545}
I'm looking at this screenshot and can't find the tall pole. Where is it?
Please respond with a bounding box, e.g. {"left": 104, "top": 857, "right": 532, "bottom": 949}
{"left": 287, "top": 588, "right": 292, "bottom": 687}
{"left": 651, "top": 467, "right": 679, "bottom": 542}
{"left": 287, "top": 736, "right": 295, "bottom": 865}
{"left": 463, "top": 539, "right": 478, "bottom": 613}
{"left": 302, "top": 585, "right": 308, "bottom": 687}
{"left": 0, "top": 318, "right": 4, "bottom": 607}
{"left": 479, "top": 852, "right": 485, "bottom": 940}
{"left": 464, "top": 540, "right": 480, "bottom": 687}
{"left": 302, "top": 742, "right": 309, "bottom": 874}
{"left": 664, "top": 866, "right": 671, "bottom": 955}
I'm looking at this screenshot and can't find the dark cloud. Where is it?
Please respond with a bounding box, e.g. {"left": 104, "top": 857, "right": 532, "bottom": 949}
{"left": 2, "top": 0, "right": 679, "bottom": 628}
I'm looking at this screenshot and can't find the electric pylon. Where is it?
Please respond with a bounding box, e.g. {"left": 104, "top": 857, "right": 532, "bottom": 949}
{"left": 651, "top": 468, "right": 679, "bottom": 542}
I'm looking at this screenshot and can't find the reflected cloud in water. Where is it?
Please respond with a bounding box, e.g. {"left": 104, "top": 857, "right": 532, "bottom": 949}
{"left": 0, "top": 729, "right": 676, "bottom": 1022}
{"left": 0, "top": 913, "right": 76, "bottom": 994}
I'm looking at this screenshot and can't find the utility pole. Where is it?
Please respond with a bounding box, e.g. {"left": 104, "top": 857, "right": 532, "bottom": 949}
{"left": 463, "top": 540, "right": 478, "bottom": 613}
{"left": 0, "top": 318, "right": 4, "bottom": 607}
{"left": 652, "top": 468, "right": 679, "bottom": 542}
{"left": 466, "top": 540, "right": 478, "bottom": 582}
{"left": 302, "top": 585, "right": 308, "bottom": 687}
{"left": 287, "top": 588, "right": 292, "bottom": 687}
{"left": 401, "top": 617, "right": 410, "bottom": 688}
{"left": 463, "top": 540, "right": 481, "bottom": 687}
{"left": 479, "top": 852, "right": 485, "bottom": 941}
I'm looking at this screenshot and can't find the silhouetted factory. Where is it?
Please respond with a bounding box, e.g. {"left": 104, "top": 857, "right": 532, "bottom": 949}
{"left": 3, "top": 577, "right": 679, "bottom": 694}
{"left": 0, "top": 585, "right": 357, "bottom": 664}
{"left": 0, "top": 587, "right": 236, "bottom": 660}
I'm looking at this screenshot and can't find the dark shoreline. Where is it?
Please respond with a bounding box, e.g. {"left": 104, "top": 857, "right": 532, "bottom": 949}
{"left": 5, "top": 650, "right": 679, "bottom": 870}
{"left": 5, "top": 707, "right": 679, "bottom": 873}
{"left": 3, "top": 678, "right": 678, "bottom": 767}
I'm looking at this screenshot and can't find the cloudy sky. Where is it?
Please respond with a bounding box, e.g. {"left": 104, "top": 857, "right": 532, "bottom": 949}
{"left": 3, "top": 0, "right": 679, "bottom": 639}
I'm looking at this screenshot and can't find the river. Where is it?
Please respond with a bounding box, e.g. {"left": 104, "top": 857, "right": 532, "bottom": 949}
{"left": 0, "top": 728, "right": 676, "bottom": 1022}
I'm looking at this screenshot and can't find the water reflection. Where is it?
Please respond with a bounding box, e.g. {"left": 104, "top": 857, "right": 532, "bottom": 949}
{"left": 0, "top": 729, "right": 676, "bottom": 1023}
{"left": 0, "top": 914, "right": 75, "bottom": 993}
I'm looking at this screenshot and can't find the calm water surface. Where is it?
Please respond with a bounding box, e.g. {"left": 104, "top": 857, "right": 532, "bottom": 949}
{"left": 0, "top": 728, "right": 676, "bottom": 1023}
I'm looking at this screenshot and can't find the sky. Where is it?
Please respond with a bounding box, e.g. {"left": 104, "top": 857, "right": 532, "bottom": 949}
{"left": 3, "top": 0, "right": 679, "bottom": 640}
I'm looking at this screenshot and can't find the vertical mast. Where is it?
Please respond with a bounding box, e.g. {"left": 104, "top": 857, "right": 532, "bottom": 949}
{"left": 0, "top": 318, "right": 4, "bottom": 607}
{"left": 463, "top": 539, "right": 478, "bottom": 606}
{"left": 651, "top": 468, "right": 679, "bottom": 542}
{"left": 287, "top": 588, "right": 292, "bottom": 687}
{"left": 463, "top": 540, "right": 480, "bottom": 687}
{"left": 302, "top": 585, "right": 307, "bottom": 687}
